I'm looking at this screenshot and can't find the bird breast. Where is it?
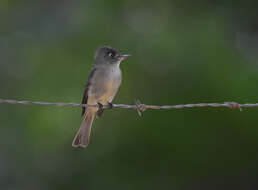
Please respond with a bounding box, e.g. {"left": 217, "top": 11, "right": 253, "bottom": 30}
{"left": 88, "top": 65, "right": 122, "bottom": 104}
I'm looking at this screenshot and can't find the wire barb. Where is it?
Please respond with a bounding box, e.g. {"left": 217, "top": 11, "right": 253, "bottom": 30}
{"left": 224, "top": 102, "right": 242, "bottom": 111}
{"left": 134, "top": 99, "right": 146, "bottom": 117}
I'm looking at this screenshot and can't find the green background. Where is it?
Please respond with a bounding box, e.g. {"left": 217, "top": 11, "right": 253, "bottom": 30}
{"left": 1, "top": 0, "right": 258, "bottom": 189}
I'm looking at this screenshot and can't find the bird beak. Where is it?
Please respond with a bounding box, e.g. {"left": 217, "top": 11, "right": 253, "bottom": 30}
{"left": 120, "top": 54, "right": 131, "bottom": 60}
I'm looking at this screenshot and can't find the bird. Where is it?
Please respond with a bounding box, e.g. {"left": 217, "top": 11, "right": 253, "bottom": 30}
{"left": 72, "top": 46, "right": 131, "bottom": 147}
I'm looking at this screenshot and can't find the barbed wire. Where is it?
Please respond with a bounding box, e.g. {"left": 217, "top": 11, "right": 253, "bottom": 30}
{"left": 1, "top": 98, "right": 258, "bottom": 116}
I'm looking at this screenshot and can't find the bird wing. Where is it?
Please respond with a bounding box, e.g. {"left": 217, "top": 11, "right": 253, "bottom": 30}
{"left": 81, "top": 68, "right": 97, "bottom": 116}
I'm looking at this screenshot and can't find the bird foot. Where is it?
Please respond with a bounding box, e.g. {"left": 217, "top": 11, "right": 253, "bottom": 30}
{"left": 107, "top": 102, "right": 113, "bottom": 109}
{"left": 97, "top": 102, "right": 104, "bottom": 117}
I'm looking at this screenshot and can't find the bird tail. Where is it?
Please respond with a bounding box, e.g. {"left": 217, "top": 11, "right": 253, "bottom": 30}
{"left": 72, "top": 109, "right": 95, "bottom": 148}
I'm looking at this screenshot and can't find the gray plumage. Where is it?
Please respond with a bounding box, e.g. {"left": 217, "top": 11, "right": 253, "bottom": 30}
{"left": 72, "top": 46, "right": 130, "bottom": 148}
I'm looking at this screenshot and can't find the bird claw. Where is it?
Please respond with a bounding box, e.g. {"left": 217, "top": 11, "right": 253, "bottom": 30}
{"left": 97, "top": 102, "right": 104, "bottom": 117}
{"left": 107, "top": 102, "right": 113, "bottom": 109}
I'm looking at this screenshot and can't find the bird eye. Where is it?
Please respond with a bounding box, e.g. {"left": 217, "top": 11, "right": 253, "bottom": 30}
{"left": 108, "top": 52, "right": 115, "bottom": 58}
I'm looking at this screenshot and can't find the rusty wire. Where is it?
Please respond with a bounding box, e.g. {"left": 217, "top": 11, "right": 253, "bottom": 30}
{"left": 1, "top": 98, "right": 257, "bottom": 116}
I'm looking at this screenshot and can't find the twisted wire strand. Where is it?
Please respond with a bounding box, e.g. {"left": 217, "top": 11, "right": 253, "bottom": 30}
{"left": 1, "top": 98, "right": 258, "bottom": 115}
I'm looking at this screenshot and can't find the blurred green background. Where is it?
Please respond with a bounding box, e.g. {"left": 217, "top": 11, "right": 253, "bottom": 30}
{"left": 1, "top": 0, "right": 258, "bottom": 189}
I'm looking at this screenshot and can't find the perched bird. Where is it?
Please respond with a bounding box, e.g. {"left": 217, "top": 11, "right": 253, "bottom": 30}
{"left": 72, "top": 46, "right": 130, "bottom": 147}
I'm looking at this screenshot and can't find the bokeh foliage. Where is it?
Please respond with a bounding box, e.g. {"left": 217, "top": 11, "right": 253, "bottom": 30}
{"left": 1, "top": 0, "right": 258, "bottom": 189}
